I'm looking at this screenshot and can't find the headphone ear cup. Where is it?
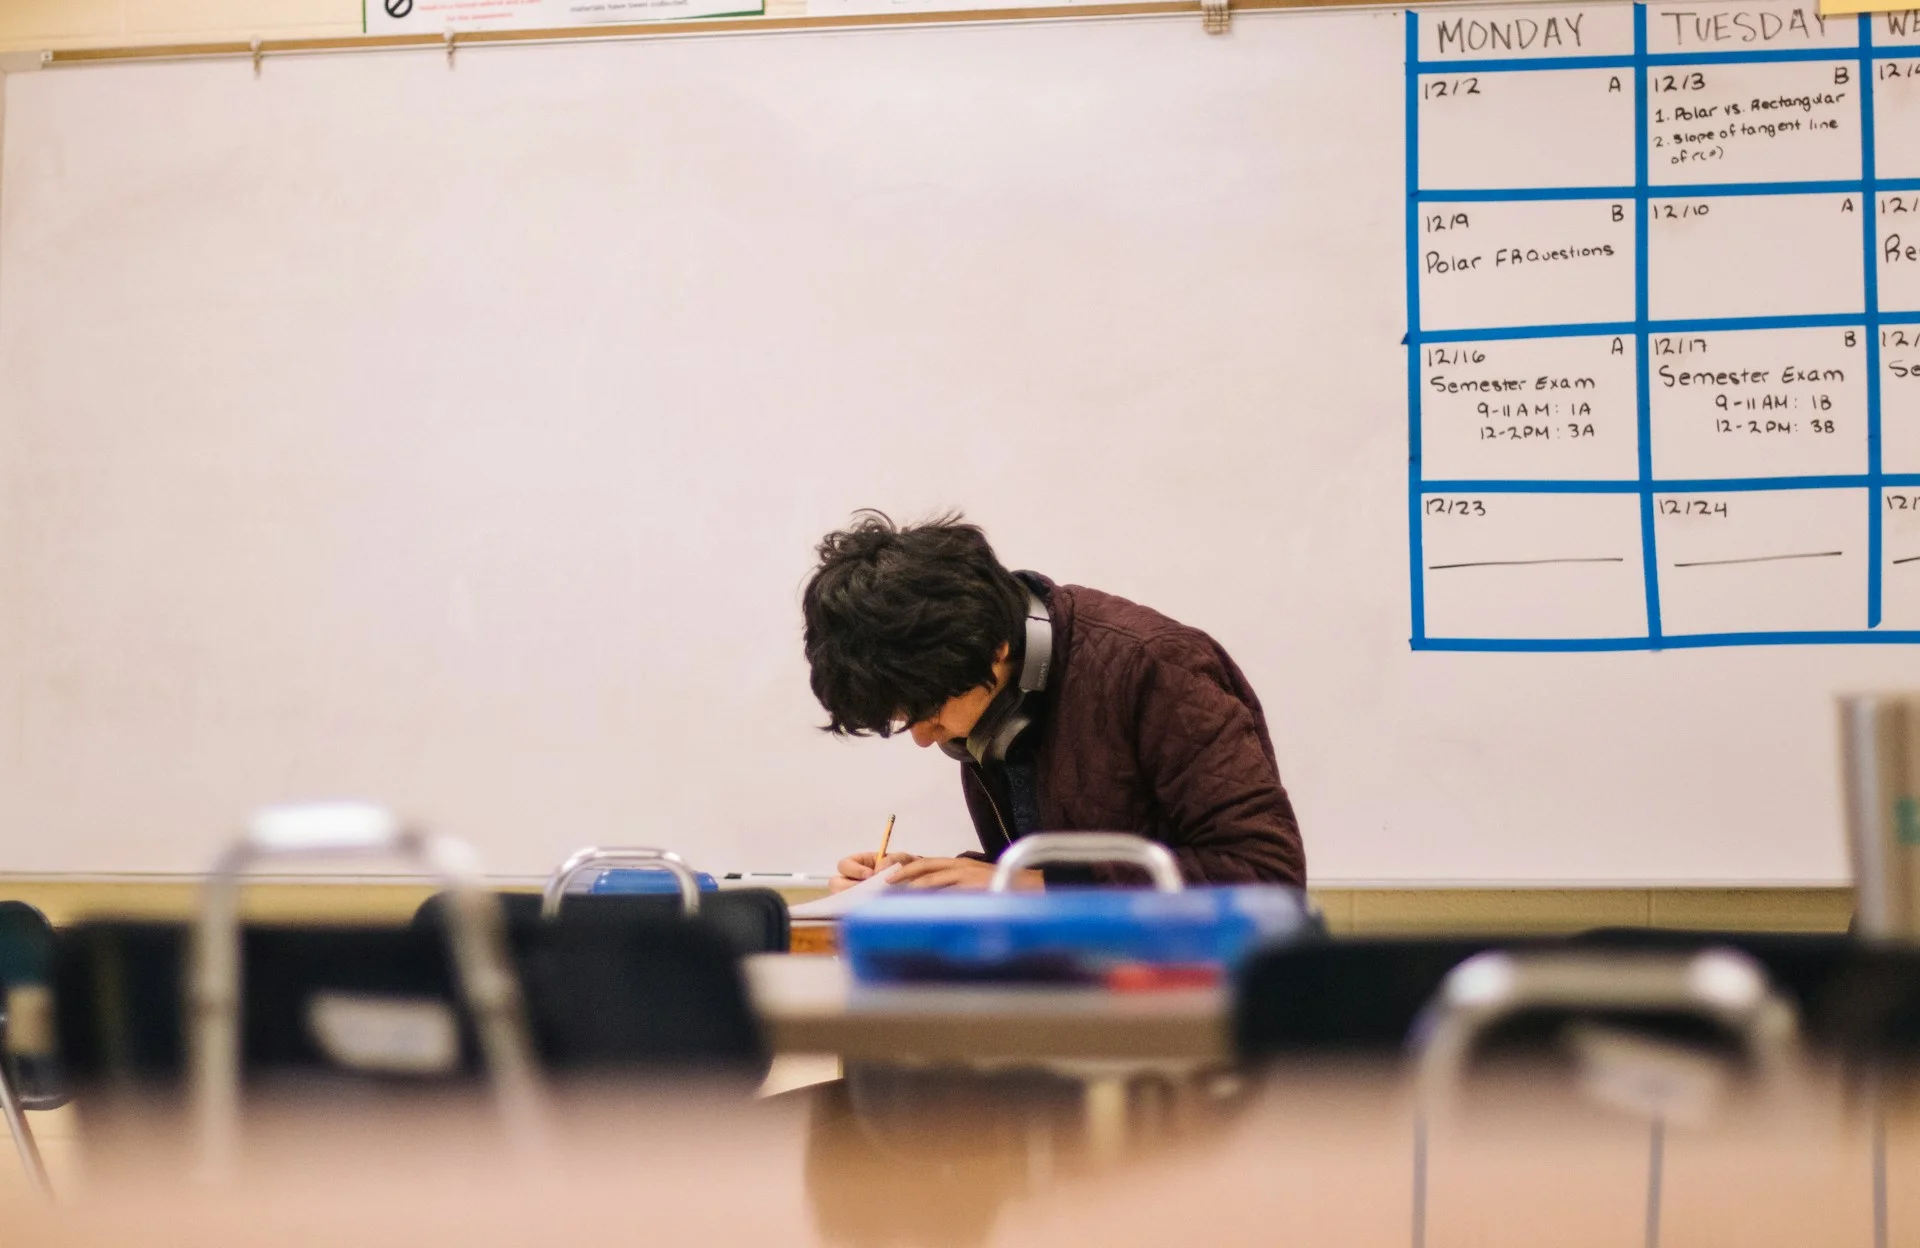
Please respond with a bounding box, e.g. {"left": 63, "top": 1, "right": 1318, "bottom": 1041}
{"left": 981, "top": 704, "right": 1032, "bottom": 765}
{"left": 966, "top": 686, "right": 1024, "bottom": 764}
{"left": 960, "top": 588, "right": 1053, "bottom": 765}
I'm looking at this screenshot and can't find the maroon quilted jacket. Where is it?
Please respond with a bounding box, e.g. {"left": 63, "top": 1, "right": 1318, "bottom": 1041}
{"left": 958, "top": 577, "right": 1306, "bottom": 887}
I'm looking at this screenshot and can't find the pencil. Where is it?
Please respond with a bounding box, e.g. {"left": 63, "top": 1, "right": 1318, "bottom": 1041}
{"left": 874, "top": 814, "right": 895, "bottom": 877}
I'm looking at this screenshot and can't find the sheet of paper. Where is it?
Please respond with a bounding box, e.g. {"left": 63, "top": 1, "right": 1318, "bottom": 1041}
{"left": 787, "top": 868, "right": 896, "bottom": 920}
{"left": 364, "top": 0, "right": 761, "bottom": 36}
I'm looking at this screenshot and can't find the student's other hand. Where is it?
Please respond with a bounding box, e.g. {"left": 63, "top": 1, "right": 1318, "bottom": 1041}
{"left": 830, "top": 852, "right": 919, "bottom": 893}
{"left": 888, "top": 858, "right": 1043, "bottom": 892}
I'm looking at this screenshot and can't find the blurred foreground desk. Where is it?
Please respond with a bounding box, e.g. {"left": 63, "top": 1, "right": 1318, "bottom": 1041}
{"left": 745, "top": 953, "right": 1229, "bottom": 1065}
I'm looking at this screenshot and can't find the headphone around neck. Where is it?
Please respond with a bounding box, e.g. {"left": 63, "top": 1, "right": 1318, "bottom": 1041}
{"left": 940, "top": 590, "right": 1053, "bottom": 766}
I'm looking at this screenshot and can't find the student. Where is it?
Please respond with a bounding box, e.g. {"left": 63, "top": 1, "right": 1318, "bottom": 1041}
{"left": 802, "top": 512, "right": 1305, "bottom": 892}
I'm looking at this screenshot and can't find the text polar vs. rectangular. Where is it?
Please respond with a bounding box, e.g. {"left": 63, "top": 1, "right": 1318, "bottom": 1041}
{"left": 1408, "top": 0, "right": 1920, "bottom": 649}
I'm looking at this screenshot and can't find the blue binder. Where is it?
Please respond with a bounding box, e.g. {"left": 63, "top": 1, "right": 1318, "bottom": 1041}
{"left": 590, "top": 868, "right": 721, "bottom": 895}
{"left": 841, "top": 886, "right": 1319, "bottom": 984}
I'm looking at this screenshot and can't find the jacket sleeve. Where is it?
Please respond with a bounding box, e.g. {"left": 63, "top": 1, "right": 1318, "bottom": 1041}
{"left": 1108, "top": 637, "right": 1306, "bottom": 888}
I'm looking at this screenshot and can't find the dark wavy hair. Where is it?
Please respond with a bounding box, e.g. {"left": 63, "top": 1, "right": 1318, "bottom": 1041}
{"left": 802, "top": 511, "right": 1028, "bottom": 737}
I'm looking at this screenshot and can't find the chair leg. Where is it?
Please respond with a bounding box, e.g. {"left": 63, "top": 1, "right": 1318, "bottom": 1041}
{"left": 1644, "top": 1116, "right": 1664, "bottom": 1248}
{"left": 0, "top": 1056, "right": 51, "bottom": 1198}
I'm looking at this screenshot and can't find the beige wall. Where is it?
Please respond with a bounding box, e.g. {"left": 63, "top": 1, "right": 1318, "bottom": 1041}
{"left": 0, "top": 1, "right": 360, "bottom": 52}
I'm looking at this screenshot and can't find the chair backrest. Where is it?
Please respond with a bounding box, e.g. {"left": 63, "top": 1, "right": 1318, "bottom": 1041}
{"left": 0, "top": 901, "right": 64, "bottom": 1110}
{"left": 1234, "top": 937, "right": 1525, "bottom": 1059}
{"left": 413, "top": 888, "right": 791, "bottom": 956}
{"left": 1235, "top": 930, "right": 1861, "bottom": 1064}
{"left": 1776, "top": 942, "right": 1920, "bottom": 1062}
{"left": 1568, "top": 928, "right": 1854, "bottom": 1010}
{"left": 56, "top": 916, "right": 767, "bottom": 1102}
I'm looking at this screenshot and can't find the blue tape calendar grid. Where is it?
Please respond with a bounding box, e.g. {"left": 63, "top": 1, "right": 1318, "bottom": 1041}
{"left": 1634, "top": 3, "right": 1661, "bottom": 644}
{"left": 1407, "top": 9, "right": 1427, "bottom": 647}
{"left": 1862, "top": 17, "right": 1885, "bottom": 626}
{"left": 1405, "top": 8, "right": 1920, "bottom": 652}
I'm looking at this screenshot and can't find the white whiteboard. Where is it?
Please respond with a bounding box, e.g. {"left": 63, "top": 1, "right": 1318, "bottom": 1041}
{"left": 0, "top": 5, "right": 1898, "bottom": 884}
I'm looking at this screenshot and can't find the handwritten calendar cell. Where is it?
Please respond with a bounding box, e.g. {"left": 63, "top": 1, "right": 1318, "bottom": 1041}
{"left": 1880, "top": 214, "right": 1920, "bottom": 313}
{"left": 1646, "top": 60, "right": 1861, "bottom": 186}
{"left": 1421, "top": 336, "right": 1638, "bottom": 480}
{"left": 1419, "top": 198, "right": 1635, "bottom": 332}
{"left": 1884, "top": 489, "right": 1920, "bottom": 628}
{"left": 1654, "top": 488, "right": 1867, "bottom": 633}
{"left": 1874, "top": 10, "right": 1920, "bottom": 46}
{"left": 1648, "top": 327, "right": 1866, "bottom": 478}
{"left": 1421, "top": 70, "right": 1635, "bottom": 190}
{"left": 1873, "top": 61, "right": 1920, "bottom": 179}
{"left": 1647, "top": 193, "right": 1863, "bottom": 321}
{"left": 1421, "top": 492, "right": 1648, "bottom": 639}
{"left": 1419, "top": 5, "right": 1634, "bottom": 60}
{"left": 1882, "top": 326, "right": 1920, "bottom": 473}
{"left": 1644, "top": 3, "right": 1856, "bottom": 54}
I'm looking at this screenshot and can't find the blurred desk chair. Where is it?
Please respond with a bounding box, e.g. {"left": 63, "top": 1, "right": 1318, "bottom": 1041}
{"left": 413, "top": 845, "right": 789, "bottom": 957}
{"left": 1412, "top": 946, "right": 1798, "bottom": 1248}
{"left": 56, "top": 807, "right": 766, "bottom": 1184}
{"left": 0, "top": 900, "right": 63, "bottom": 1195}
{"left": 1780, "top": 943, "right": 1920, "bottom": 1248}
{"left": 1235, "top": 937, "right": 1521, "bottom": 1060}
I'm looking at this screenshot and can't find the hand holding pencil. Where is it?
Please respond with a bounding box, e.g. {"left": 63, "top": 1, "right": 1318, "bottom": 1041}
{"left": 828, "top": 814, "right": 918, "bottom": 894}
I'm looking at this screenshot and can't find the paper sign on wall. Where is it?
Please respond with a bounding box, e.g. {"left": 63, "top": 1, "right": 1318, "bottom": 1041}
{"left": 803, "top": 0, "right": 1089, "bottom": 15}
{"left": 364, "top": 0, "right": 761, "bottom": 33}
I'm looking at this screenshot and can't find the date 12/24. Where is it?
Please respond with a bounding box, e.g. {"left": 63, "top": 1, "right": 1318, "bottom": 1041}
{"left": 1659, "top": 498, "right": 1729, "bottom": 518}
